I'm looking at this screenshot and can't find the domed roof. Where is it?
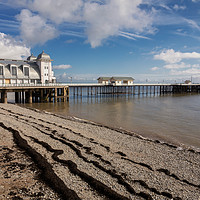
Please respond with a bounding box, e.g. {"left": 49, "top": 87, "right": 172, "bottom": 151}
{"left": 27, "top": 53, "right": 36, "bottom": 61}
{"left": 37, "top": 50, "right": 51, "bottom": 60}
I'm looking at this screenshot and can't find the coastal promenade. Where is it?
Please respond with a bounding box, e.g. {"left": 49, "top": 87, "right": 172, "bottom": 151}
{"left": 0, "top": 83, "right": 200, "bottom": 103}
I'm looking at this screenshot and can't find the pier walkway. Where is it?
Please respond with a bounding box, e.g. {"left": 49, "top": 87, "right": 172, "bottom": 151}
{"left": 0, "top": 83, "right": 200, "bottom": 103}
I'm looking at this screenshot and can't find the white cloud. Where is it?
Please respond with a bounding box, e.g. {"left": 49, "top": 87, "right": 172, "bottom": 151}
{"left": 0, "top": 32, "right": 30, "bottom": 59}
{"left": 53, "top": 64, "right": 72, "bottom": 69}
{"left": 184, "top": 18, "right": 200, "bottom": 31}
{"left": 17, "top": 9, "right": 58, "bottom": 46}
{"left": 151, "top": 67, "right": 160, "bottom": 71}
{"left": 173, "top": 4, "right": 186, "bottom": 11}
{"left": 83, "top": 0, "right": 155, "bottom": 47}
{"left": 28, "top": 0, "right": 83, "bottom": 24}
{"left": 8, "top": 0, "right": 155, "bottom": 47}
{"left": 55, "top": 72, "right": 70, "bottom": 82}
{"left": 170, "top": 68, "right": 200, "bottom": 75}
{"left": 163, "top": 62, "right": 191, "bottom": 69}
{"left": 154, "top": 49, "right": 200, "bottom": 63}
{"left": 119, "top": 31, "right": 151, "bottom": 40}
{"left": 55, "top": 73, "right": 100, "bottom": 82}
{"left": 65, "top": 39, "right": 76, "bottom": 44}
{"left": 7, "top": 0, "right": 200, "bottom": 48}
{"left": 153, "top": 48, "right": 200, "bottom": 80}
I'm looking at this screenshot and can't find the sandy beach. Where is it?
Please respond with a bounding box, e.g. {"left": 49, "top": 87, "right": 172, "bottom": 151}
{"left": 0, "top": 103, "right": 199, "bottom": 200}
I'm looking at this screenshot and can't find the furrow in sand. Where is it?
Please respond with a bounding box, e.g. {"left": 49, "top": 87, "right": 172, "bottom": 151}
{"left": 0, "top": 112, "right": 161, "bottom": 199}
{"left": 24, "top": 127, "right": 154, "bottom": 199}
{"left": 25, "top": 126, "right": 182, "bottom": 200}
{"left": 1, "top": 108, "right": 199, "bottom": 191}
{"left": 26, "top": 136, "right": 132, "bottom": 200}
{"left": 0, "top": 122, "right": 81, "bottom": 200}
{"left": 0, "top": 105, "right": 199, "bottom": 199}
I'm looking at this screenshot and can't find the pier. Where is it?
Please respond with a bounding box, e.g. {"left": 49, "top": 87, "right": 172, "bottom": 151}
{"left": 0, "top": 83, "right": 200, "bottom": 103}
{"left": 0, "top": 84, "right": 69, "bottom": 104}
{"left": 68, "top": 83, "right": 200, "bottom": 97}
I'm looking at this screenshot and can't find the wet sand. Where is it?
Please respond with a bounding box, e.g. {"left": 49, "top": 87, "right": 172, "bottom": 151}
{"left": 0, "top": 103, "right": 199, "bottom": 200}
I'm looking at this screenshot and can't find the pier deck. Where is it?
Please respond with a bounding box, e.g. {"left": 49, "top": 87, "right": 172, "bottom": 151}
{"left": 0, "top": 83, "right": 200, "bottom": 103}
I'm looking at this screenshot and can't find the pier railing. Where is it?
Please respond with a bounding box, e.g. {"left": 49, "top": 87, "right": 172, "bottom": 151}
{"left": 1, "top": 82, "right": 200, "bottom": 88}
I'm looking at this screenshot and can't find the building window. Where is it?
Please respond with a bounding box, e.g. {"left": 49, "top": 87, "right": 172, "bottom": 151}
{"left": 0, "top": 66, "right": 3, "bottom": 75}
{"left": 12, "top": 66, "right": 17, "bottom": 76}
{"left": 24, "top": 67, "right": 29, "bottom": 76}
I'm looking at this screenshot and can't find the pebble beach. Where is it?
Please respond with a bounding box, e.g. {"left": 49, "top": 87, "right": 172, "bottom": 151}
{"left": 0, "top": 103, "right": 199, "bottom": 200}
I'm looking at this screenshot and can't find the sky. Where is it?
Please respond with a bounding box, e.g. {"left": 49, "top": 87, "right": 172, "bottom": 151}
{"left": 1, "top": 0, "right": 200, "bottom": 83}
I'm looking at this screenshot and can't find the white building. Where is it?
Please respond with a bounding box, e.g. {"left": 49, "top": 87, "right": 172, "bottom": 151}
{"left": 184, "top": 80, "right": 192, "bottom": 84}
{"left": 0, "top": 51, "right": 56, "bottom": 84}
{"left": 97, "top": 76, "right": 134, "bottom": 85}
{"left": 97, "top": 77, "right": 111, "bottom": 85}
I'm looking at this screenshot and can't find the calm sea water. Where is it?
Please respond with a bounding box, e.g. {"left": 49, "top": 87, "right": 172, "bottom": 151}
{"left": 20, "top": 93, "right": 200, "bottom": 149}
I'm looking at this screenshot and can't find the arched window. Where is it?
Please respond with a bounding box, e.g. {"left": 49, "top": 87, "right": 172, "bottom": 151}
{"left": 24, "top": 67, "right": 29, "bottom": 76}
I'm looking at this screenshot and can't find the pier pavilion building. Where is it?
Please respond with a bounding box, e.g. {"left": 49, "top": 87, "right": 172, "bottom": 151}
{"left": 0, "top": 51, "right": 56, "bottom": 85}
{"left": 97, "top": 77, "right": 111, "bottom": 85}
{"left": 98, "top": 77, "right": 134, "bottom": 85}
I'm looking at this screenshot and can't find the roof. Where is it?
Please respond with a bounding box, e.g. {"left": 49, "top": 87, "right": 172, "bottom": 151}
{"left": 29, "top": 63, "right": 40, "bottom": 79}
{"left": 110, "top": 77, "right": 134, "bottom": 81}
{"left": 0, "top": 59, "right": 28, "bottom": 66}
{"left": 97, "top": 77, "right": 111, "bottom": 81}
{"left": 27, "top": 53, "right": 37, "bottom": 61}
{"left": 0, "top": 59, "right": 40, "bottom": 79}
{"left": 37, "top": 50, "right": 52, "bottom": 60}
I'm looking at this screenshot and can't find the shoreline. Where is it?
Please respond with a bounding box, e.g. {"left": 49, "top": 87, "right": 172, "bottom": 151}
{"left": 0, "top": 103, "right": 200, "bottom": 199}
{"left": 24, "top": 103, "right": 200, "bottom": 153}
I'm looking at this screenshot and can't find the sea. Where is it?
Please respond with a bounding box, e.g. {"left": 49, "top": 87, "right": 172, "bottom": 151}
{"left": 14, "top": 91, "right": 200, "bottom": 150}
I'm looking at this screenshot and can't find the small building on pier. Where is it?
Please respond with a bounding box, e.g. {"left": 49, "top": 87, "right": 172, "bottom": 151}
{"left": 97, "top": 76, "right": 134, "bottom": 85}
{"left": 97, "top": 77, "right": 111, "bottom": 85}
{"left": 110, "top": 77, "right": 134, "bottom": 85}
{"left": 0, "top": 51, "right": 56, "bottom": 84}
{"left": 184, "top": 80, "right": 192, "bottom": 84}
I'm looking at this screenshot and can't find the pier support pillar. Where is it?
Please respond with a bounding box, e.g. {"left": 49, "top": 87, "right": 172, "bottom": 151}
{"left": 50, "top": 89, "right": 54, "bottom": 102}
{"left": 80, "top": 87, "right": 82, "bottom": 97}
{"left": 22, "top": 91, "right": 25, "bottom": 103}
{"left": 54, "top": 88, "right": 57, "bottom": 102}
{"left": 63, "top": 87, "right": 67, "bottom": 102}
{"left": 25, "top": 91, "right": 29, "bottom": 103}
{"left": 91, "top": 87, "right": 93, "bottom": 95}
{"left": 138, "top": 86, "right": 140, "bottom": 95}
{"left": 133, "top": 86, "right": 135, "bottom": 95}
{"left": 40, "top": 89, "right": 44, "bottom": 102}
{"left": 2, "top": 90, "right": 7, "bottom": 104}
{"left": 77, "top": 87, "right": 79, "bottom": 96}
{"left": 15, "top": 92, "right": 19, "bottom": 103}
{"left": 29, "top": 90, "right": 33, "bottom": 103}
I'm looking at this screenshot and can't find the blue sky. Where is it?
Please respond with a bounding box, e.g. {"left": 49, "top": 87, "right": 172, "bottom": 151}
{"left": 1, "top": 0, "right": 200, "bottom": 83}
